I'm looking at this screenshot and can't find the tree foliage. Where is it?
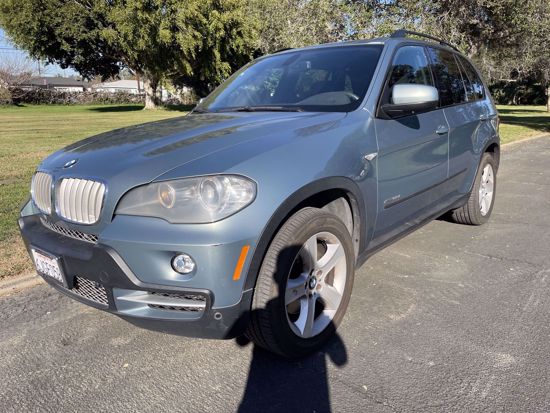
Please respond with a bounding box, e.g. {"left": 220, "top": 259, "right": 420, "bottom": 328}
{"left": 0, "top": 0, "right": 549, "bottom": 109}
{"left": 396, "top": 0, "right": 550, "bottom": 110}
{"left": 0, "top": 0, "right": 256, "bottom": 107}
{"left": 246, "top": 0, "right": 350, "bottom": 54}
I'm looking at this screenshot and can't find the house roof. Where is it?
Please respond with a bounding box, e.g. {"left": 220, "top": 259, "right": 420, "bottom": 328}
{"left": 22, "top": 77, "right": 90, "bottom": 88}
{"left": 93, "top": 80, "right": 144, "bottom": 90}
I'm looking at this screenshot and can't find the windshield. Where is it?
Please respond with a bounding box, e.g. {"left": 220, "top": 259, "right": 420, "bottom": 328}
{"left": 197, "top": 45, "right": 383, "bottom": 113}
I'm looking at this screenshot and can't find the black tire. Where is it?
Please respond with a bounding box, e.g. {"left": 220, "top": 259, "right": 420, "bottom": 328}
{"left": 246, "top": 207, "right": 355, "bottom": 358}
{"left": 451, "top": 152, "right": 497, "bottom": 225}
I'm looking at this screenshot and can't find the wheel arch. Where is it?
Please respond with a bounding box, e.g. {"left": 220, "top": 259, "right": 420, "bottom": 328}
{"left": 242, "top": 177, "right": 367, "bottom": 292}
{"left": 484, "top": 141, "right": 500, "bottom": 169}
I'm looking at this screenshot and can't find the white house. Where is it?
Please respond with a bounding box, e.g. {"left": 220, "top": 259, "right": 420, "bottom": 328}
{"left": 20, "top": 77, "right": 90, "bottom": 92}
{"left": 93, "top": 79, "right": 180, "bottom": 101}
{"left": 92, "top": 79, "right": 144, "bottom": 95}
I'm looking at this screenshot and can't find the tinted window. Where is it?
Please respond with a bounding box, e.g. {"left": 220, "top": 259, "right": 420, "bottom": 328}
{"left": 457, "top": 56, "right": 484, "bottom": 101}
{"left": 199, "top": 45, "right": 383, "bottom": 113}
{"left": 427, "top": 48, "right": 467, "bottom": 106}
{"left": 388, "top": 46, "right": 433, "bottom": 88}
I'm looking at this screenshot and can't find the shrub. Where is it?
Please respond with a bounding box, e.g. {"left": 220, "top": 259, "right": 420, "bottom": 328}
{"left": 6, "top": 88, "right": 146, "bottom": 105}
{"left": 488, "top": 80, "right": 546, "bottom": 105}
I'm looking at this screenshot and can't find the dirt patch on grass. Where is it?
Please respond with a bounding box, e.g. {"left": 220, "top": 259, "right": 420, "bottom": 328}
{"left": 0, "top": 235, "right": 33, "bottom": 280}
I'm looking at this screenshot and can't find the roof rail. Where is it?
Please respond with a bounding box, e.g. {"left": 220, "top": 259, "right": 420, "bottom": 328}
{"left": 390, "top": 29, "right": 460, "bottom": 52}
{"left": 273, "top": 47, "right": 294, "bottom": 54}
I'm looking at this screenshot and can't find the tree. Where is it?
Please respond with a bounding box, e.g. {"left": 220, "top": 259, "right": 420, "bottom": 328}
{"left": 503, "top": 0, "right": 550, "bottom": 112}
{"left": 0, "top": 0, "right": 256, "bottom": 108}
{"left": 423, "top": 0, "right": 550, "bottom": 112}
{"left": 0, "top": 54, "right": 35, "bottom": 104}
{"left": 366, "top": 0, "right": 550, "bottom": 110}
{"left": 246, "top": 0, "right": 352, "bottom": 55}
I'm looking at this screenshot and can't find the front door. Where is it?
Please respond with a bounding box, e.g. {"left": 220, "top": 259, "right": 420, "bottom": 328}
{"left": 372, "top": 45, "right": 449, "bottom": 245}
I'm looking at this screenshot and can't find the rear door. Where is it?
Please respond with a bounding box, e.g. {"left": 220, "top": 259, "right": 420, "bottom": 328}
{"left": 426, "top": 47, "right": 482, "bottom": 196}
{"left": 455, "top": 55, "right": 496, "bottom": 192}
{"left": 372, "top": 45, "right": 449, "bottom": 245}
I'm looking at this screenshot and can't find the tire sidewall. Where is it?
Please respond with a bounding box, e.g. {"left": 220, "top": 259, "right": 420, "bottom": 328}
{"left": 258, "top": 209, "right": 355, "bottom": 358}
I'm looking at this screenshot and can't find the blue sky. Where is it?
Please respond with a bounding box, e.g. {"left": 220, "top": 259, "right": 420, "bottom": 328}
{"left": 0, "top": 28, "right": 78, "bottom": 77}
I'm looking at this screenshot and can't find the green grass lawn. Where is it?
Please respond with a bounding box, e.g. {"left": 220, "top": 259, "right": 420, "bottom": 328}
{"left": 0, "top": 104, "right": 187, "bottom": 279}
{"left": 496, "top": 105, "right": 550, "bottom": 144}
{"left": 0, "top": 103, "right": 548, "bottom": 279}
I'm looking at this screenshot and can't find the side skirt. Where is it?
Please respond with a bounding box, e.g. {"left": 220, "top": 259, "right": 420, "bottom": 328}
{"left": 356, "top": 193, "right": 469, "bottom": 268}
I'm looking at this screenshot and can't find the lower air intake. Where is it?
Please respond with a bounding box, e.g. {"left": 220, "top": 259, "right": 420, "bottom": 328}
{"left": 148, "top": 292, "right": 206, "bottom": 312}
{"left": 116, "top": 290, "right": 207, "bottom": 312}
{"left": 72, "top": 276, "right": 108, "bottom": 307}
{"left": 41, "top": 217, "right": 98, "bottom": 243}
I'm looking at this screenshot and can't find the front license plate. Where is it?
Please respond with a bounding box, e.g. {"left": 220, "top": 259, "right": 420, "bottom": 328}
{"left": 31, "top": 248, "right": 66, "bottom": 286}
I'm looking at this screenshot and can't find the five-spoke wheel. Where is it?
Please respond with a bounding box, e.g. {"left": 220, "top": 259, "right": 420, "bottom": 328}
{"left": 246, "top": 207, "right": 354, "bottom": 358}
{"left": 451, "top": 152, "right": 497, "bottom": 225}
{"left": 285, "top": 231, "right": 347, "bottom": 339}
{"left": 478, "top": 164, "right": 494, "bottom": 216}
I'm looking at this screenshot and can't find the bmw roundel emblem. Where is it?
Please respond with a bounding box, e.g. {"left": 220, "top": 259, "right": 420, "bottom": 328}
{"left": 63, "top": 159, "right": 78, "bottom": 168}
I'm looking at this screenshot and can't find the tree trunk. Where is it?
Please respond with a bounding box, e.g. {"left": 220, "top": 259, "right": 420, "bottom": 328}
{"left": 144, "top": 77, "right": 160, "bottom": 109}
{"left": 547, "top": 85, "right": 550, "bottom": 113}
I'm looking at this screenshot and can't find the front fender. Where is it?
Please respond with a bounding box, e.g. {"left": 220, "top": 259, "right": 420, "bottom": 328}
{"left": 241, "top": 176, "right": 368, "bottom": 292}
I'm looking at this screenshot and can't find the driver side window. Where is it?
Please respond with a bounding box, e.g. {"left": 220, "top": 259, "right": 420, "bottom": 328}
{"left": 388, "top": 46, "right": 433, "bottom": 89}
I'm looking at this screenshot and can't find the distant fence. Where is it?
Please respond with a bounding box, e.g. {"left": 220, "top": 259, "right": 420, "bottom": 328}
{"left": 1, "top": 87, "right": 197, "bottom": 106}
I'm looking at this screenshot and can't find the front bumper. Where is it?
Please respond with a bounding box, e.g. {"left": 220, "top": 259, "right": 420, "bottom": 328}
{"left": 18, "top": 214, "right": 253, "bottom": 339}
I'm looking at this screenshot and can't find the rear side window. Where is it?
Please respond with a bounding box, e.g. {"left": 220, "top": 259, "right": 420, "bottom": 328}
{"left": 457, "top": 56, "right": 484, "bottom": 101}
{"left": 388, "top": 46, "right": 433, "bottom": 88}
{"left": 427, "top": 48, "right": 467, "bottom": 106}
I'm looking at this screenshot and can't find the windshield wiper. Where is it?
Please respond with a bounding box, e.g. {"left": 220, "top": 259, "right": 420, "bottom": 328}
{"left": 190, "top": 107, "right": 210, "bottom": 114}
{"left": 217, "top": 106, "right": 304, "bottom": 113}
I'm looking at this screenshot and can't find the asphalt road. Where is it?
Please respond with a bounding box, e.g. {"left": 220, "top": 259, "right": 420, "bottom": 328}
{"left": 1, "top": 136, "right": 549, "bottom": 413}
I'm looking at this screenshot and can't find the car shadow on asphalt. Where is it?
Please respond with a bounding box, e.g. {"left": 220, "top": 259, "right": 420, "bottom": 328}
{"left": 234, "top": 244, "right": 349, "bottom": 413}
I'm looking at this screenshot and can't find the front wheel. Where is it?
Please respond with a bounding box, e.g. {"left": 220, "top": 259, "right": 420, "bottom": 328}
{"left": 246, "top": 207, "right": 355, "bottom": 358}
{"left": 451, "top": 152, "right": 497, "bottom": 225}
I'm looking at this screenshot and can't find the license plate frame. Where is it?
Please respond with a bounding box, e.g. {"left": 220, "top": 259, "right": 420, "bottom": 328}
{"left": 31, "top": 247, "right": 67, "bottom": 288}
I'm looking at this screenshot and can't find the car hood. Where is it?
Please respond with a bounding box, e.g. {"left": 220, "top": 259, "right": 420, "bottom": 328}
{"left": 38, "top": 111, "right": 346, "bottom": 226}
{"left": 41, "top": 111, "right": 344, "bottom": 181}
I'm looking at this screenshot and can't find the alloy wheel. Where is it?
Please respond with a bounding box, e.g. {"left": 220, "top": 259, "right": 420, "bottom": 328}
{"left": 479, "top": 164, "right": 494, "bottom": 216}
{"left": 284, "top": 231, "right": 347, "bottom": 338}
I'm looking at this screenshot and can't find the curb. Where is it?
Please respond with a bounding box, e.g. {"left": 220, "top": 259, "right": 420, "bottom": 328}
{"left": 502, "top": 133, "right": 549, "bottom": 149}
{"left": 0, "top": 273, "right": 44, "bottom": 298}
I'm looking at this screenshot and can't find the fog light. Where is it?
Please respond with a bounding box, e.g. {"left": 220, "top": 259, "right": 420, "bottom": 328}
{"left": 172, "top": 253, "right": 196, "bottom": 274}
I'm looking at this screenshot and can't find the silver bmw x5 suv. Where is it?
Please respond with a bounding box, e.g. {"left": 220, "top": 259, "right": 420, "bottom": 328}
{"left": 19, "top": 30, "right": 499, "bottom": 358}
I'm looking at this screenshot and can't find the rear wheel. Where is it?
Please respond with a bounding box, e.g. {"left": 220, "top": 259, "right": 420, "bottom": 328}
{"left": 246, "top": 207, "right": 355, "bottom": 358}
{"left": 451, "top": 152, "right": 497, "bottom": 225}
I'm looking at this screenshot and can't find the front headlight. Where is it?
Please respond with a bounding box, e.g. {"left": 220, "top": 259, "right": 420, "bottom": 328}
{"left": 115, "top": 175, "right": 256, "bottom": 223}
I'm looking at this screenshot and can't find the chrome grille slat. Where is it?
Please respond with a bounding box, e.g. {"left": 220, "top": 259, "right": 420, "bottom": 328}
{"left": 94, "top": 183, "right": 105, "bottom": 221}
{"left": 69, "top": 179, "right": 77, "bottom": 220}
{"left": 74, "top": 179, "right": 84, "bottom": 222}
{"left": 56, "top": 178, "right": 105, "bottom": 224}
{"left": 31, "top": 172, "right": 52, "bottom": 214}
{"left": 40, "top": 217, "right": 98, "bottom": 243}
{"left": 81, "top": 180, "right": 92, "bottom": 223}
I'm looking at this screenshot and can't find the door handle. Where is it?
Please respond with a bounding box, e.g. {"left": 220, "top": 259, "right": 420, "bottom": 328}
{"left": 479, "top": 113, "right": 488, "bottom": 121}
{"left": 436, "top": 125, "right": 449, "bottom": 135}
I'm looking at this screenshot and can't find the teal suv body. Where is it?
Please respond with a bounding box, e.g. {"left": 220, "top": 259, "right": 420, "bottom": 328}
{"left": 19, "top": 31, "right": 499, "bottom": 357}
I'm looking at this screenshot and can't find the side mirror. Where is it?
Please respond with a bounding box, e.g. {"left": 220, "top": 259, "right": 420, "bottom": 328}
{"left": 381, "top": 84, "right": 439, "bottom": 118}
